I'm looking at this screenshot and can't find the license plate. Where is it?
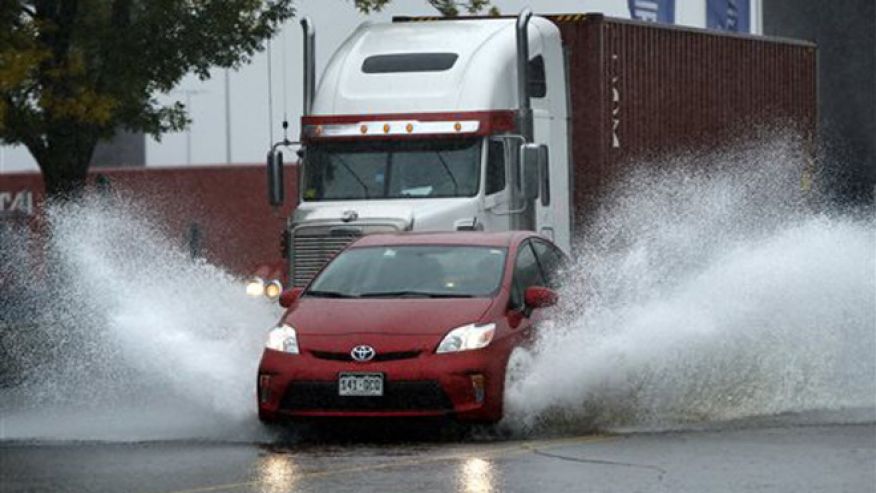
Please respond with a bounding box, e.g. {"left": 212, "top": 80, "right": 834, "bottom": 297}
{"left": 338, "top": 373, "right": 384, "bottom": 396}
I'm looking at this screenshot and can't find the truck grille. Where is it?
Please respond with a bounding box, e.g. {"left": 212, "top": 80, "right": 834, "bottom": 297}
{"left": 289, "top": 223, "right": 401, "bottom": 287}
{"left": 291, "top": 228, "right": 362, "bottom": 287}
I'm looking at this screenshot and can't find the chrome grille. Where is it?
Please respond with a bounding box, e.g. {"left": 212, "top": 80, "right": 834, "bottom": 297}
{"left": 291, "top": 228, "right": 362, "bottom": 287}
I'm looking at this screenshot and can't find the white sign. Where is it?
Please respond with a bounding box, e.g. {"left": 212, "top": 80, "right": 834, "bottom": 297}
{"left": 0, "top": 190, "right": 34, "bottom": 215}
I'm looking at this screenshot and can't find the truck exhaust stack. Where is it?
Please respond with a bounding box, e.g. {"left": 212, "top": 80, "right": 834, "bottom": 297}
{"left": 300, "top": 17, "right": 315, "bottom": 116}
{"left": 515, "top": 8, "right": 533, "bottom": 142}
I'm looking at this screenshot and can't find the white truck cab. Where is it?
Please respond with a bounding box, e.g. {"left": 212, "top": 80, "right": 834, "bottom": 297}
{"left": 269, "top": 11, "right": 569, "bottom": 287}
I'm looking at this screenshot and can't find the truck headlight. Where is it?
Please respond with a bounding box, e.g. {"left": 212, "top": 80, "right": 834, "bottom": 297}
{"left": 266, "top": 324, "right": 299, "bottom": 354}
{"left": 246, "top": 277, "right": 265, "bottom": 297}
{"left": 265, "top": 280, "right": 283, "bottom": 299}
{"left": 436, "top": 323, "right": 496, "bottom": 354}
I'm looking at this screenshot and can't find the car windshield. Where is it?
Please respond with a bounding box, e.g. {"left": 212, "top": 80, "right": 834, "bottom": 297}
{"left": 302, "top": 139, "right": 481, "bottom": 201}
{"left": 306, "top": 245, "right": 507, "bottom": 298}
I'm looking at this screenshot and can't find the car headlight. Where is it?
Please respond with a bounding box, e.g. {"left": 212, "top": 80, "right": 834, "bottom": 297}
{"left": 246, "top": 277, "right": 265, "bottom": 297}
{"left": 436, "top": 323, "right": 496, "bottom": 354}
{"left": 266, "top": 323, "right": 299, "bottom": 354}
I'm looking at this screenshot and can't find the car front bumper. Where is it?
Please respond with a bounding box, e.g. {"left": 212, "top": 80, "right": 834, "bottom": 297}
{"left": 257, "top": 341, "right": 510, "bottom": 423}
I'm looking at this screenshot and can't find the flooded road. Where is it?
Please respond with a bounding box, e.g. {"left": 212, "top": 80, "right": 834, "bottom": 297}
{"left": 2, "top": 415, "right": 874, "bottom": 493}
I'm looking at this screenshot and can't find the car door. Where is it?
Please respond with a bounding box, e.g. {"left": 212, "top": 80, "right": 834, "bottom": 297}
{"left": 530, "top": 238, "right": 569, "bottom": 290}
{"left": 508, "top": 240, "right": 549, "bottom": 338}
{"left": 529, "top": 238, "right": 569, "bottom": 334}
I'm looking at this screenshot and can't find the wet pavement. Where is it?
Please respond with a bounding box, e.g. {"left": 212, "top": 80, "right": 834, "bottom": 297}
{"left": 1, "top": 420, "right": 873, "bottom": 493}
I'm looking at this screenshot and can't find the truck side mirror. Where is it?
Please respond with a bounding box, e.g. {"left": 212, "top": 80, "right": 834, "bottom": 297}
{"left": 520, "top": 143, "right": 547, "bottom": 201}
{"left": 267, "top": 150, "right": 285, "bottom": 206}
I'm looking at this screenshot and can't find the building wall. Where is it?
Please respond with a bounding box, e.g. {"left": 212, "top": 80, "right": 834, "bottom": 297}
{"left": 763, "top": 0, "right": 876, "bottom": 204}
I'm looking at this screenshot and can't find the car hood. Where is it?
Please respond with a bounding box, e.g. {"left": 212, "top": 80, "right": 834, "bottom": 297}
{"left": 285, "top": 297, "right": 495, "bottom": 336}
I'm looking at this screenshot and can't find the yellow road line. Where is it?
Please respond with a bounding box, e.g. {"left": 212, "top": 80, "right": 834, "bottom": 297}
{"left": 154, "top": 434, "right": 615, "bottom": 493}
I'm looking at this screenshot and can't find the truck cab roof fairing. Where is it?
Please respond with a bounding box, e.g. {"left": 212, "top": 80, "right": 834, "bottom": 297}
{"left": 313, "top": 18, "right": 557, "bottom": 115}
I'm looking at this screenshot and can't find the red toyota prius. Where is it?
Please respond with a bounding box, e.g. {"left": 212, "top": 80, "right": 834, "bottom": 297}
{"left": 256, "top": 231, "right": 567, "bottom": 424}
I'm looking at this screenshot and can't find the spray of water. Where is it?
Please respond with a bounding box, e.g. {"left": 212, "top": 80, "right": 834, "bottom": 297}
{"left": 1, "top": 135, "right": 872, "bottom": 442}
{"left": 1, "top": 195, "right": 281, "bottom": 441}
{"left": 505, "top": 136, "right": 876, "bottom": 432}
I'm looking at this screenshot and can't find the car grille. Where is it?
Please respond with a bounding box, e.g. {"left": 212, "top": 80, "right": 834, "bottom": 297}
{"left": 290, "top": 227, "right": 362, "bottom": 287}
{"left": 309, "top": 350, "right": 422, "bottom": 362}
{"left": 280, "top": 380, "right": 453, "bottom": 412}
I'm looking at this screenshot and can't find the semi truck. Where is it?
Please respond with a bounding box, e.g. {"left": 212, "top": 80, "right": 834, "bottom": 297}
{"left": 265, "top": 10, "right": 816, "bottom": 290}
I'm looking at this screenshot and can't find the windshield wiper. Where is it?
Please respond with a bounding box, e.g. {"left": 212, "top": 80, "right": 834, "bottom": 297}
{"left": 434, "top": 151, "right": 460, "bottom": 195}
{"left": 305, "top": 290, "right": 359, "bottom": 298}
{"left": 359, "top": 290, "right": 473, "bottom": 298}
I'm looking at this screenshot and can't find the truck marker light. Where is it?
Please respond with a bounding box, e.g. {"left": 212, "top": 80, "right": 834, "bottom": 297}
{"left": 306, "top": 120, "right": 478, "bottom": 138}
{"left": 264, "top": 280, "right": 283, "bottom": 299}
{"left": 246, "top": 277, "right": 266, "bottom": 297}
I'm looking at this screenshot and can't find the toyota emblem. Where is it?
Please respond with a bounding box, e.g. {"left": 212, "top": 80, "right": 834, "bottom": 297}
{"left": 350, "top": 345, "right": 376, "bottom": 362}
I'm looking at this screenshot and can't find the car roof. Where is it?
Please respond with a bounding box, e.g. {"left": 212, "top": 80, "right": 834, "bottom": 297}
{"left": 349, "top": 230, "right": 535, "bottom": 248}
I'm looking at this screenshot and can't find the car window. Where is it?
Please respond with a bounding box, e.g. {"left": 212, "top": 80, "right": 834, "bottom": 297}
{"left": 531, "top": 240, "right": 568, "bottom": 289}
{"left": 510, "top": 241, "right": 546, "bottom": 308}
{"left": 307, "top": 245, "right": 507, "bottom": 297}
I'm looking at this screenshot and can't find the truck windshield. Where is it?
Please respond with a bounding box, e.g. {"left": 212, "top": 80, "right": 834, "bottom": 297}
{"left": 306, "top": 245, "right": 507, "bottom": 298}
{"left": 302, "top": 139, "right": 481, "bottom": 201}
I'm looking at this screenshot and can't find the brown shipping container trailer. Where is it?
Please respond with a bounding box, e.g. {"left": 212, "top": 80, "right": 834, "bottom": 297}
{"left": 550, "top": 14, "right": 817, "bottom": 234}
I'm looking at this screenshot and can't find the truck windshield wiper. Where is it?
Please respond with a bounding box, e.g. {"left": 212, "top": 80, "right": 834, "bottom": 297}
{"left": 434, "top": 151, "right": 459, "bottom": 195}
{"left": 358, "top": 290, "right": 473, "bottom": 298}
{"left": 305, "top": 290, "right": 359, "bottom": 298}
{"left": 333, "top": 155, "right": 370, "bottom": 198}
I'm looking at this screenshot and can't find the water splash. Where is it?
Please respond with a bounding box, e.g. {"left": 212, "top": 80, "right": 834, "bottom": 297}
{"left": 1, "top": 136, "right": 872, "bottom": 441}
{"left": 505, "top": 137, "right": 876, "bottom": 432}
{"left": 1, "top": 195, "right": 281, "bottom": 441}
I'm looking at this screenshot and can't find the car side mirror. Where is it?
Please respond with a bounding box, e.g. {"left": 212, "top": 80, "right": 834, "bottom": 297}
{"left": 520, "top": 143, "right": 546, "bottom": 201}
{"left": 279, "top": 287, "right": 303, "bottom": 308}
{"left": 524, "top": 285, "right": 557, "bottom": 309}
{"left": 267, "top": 149, "right": 285, "bottom": 206}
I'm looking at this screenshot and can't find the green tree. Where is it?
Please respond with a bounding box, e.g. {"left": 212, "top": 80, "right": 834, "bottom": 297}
{"left": 0, "top": 1, "right": 294, "bottom": 197}
{"left": 353, "top": 0, "right": 499, "bottom": 17}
